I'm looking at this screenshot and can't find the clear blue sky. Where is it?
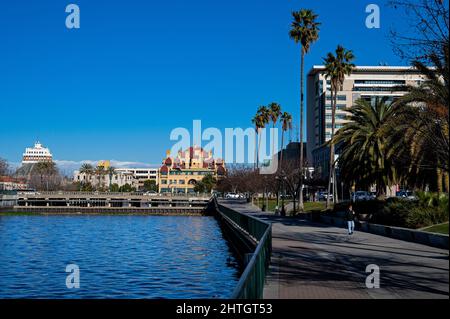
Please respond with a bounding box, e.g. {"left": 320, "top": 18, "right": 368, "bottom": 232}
{"left": 0, "top": 0, "right": 408, "bottom": 166}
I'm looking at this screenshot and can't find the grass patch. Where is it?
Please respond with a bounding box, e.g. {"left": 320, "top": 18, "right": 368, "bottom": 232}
{"left": 255, "top": 198, "right": 281, "bottom": 212}
{"left": 304, "top": 201, "right": 327, "bottom": 212}
{"left": 421, "top": 222, "right": 449, "bottom": 234}
{"left": 0, "top": 211, "right": 36, "bottom": 216}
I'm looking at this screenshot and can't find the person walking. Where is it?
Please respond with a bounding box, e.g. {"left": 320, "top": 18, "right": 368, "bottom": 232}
{"left": 346, "top": 204, "right": 356, "bottom": 235}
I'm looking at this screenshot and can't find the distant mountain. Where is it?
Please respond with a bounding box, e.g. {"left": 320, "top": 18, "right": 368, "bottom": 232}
{"left": 10, "top": 160, "right": 158, "bottom": 177}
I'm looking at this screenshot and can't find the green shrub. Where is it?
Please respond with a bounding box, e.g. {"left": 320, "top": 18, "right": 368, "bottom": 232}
{"left": 328, "top": 193, "right": 449, "bottom": 229}
{"left": 369, "top": 199, "right": 412, "bottom": 227}
{"left": 406, "top": 206, "right": 448, "bottom": 228}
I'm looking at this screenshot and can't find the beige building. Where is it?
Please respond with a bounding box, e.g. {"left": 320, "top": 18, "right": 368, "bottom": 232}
{"left": 307, "top": 65, "right": 425, "bottom": 179}
{"left": 159, "top": 146, "right": 226, "bottom": 194}
{"left": 115, "top": 168, "right": 159, "bottom": 189}
{"left": 73, "top": 168, "right": 138, "bottom": 189}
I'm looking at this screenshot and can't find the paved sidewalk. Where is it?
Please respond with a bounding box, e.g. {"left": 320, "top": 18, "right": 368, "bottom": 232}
{"left": 219, "top": 199, "right": 449, "bottom": 299}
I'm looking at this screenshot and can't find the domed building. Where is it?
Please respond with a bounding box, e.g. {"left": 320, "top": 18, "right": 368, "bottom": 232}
{"left": 158, "top": 146, "right": 226, "bottom": 194}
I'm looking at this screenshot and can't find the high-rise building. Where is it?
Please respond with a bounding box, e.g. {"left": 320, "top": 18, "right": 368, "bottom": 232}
{"left": 307, "top": 65, "right": 425, "bottom": 179}
{"left": 22, "top": 141, "right": 53, "bottom": 164}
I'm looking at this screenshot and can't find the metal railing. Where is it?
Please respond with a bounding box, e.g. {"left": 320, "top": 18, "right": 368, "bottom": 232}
{"left": 17, "top": 191, "right": 212, "bottom": 198}
{"left": 214, "top": 199, "right": 272, "bottom": 299}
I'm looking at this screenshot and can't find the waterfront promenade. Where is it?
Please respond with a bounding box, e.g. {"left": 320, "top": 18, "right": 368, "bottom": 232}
{"left": 219, "top": 199, "right": 449, "bottom": 299}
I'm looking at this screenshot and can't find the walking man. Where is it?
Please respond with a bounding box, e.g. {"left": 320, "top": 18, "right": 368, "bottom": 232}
{"left": 346, "top": 204, "right": 356, "bottom": 235}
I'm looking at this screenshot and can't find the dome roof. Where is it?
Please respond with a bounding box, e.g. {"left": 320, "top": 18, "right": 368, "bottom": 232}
{"left": 217, "top": 165, "right": 226, "bottom": 176}
{"left": 164, "top": 158, "right": 172, "bottom": 166}
{"left": 160, "top": 165, "right": 169, "bottom": 174}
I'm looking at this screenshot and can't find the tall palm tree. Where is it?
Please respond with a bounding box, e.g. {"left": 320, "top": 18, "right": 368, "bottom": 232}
{"left": 107, "top": 166, "right": 116, "bottom": 192}
{"left": 79, "top": 163, "right": 94, "bottom": 185}
{"left": 280, "top": 112, "right": 293, "bottom": 173}
{"left": 289, "top": 9, "right": 320, "bottom": 212}
{"left": 333, "top": 97, "right": 397, "bottom": 197}
{"left": 95, "top": 166, "right": 106, "bottom": 191}
{"left": 34, "top": 161, "right": 57, "bottom": 191}
{"left": 277, "top": 111, "right": 293, "bottom": 212}
{"left": 323, "top": 45, "right": 355, "bottom": 207}
{"left": 389, "top": 44, "right": 449, "bottom": 192}
{"left": 268, "top": 102, "right": 282, "bottom": 160}
{"left": 251, "top": 115, "right": 260, "bottom": 170}
{"left": 256, "top": 105, "right": 270, "bottom": 168}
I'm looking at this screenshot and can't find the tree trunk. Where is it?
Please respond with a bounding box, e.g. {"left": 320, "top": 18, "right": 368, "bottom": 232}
{"left": 437, "top": 167, "right": 443, "bottom": 194}
{"left": 280, "top": 130, "right": 285, "bottom": 173}
{"left": 327, "top": 87, "right": 336, "bottom": 208}
{"left": 333, "top": 170, "right": 338, "bottom": 202}
{"left": 254, "top": 130, "right": 258, "bottom": 170}
{"left": 257, "top": 128, "right": 263, "bottom": 170}
{"left": 299, "top": 50, "right": 305, "bottom": 212}
{"left": 444, "top": 172, "right": 449, "bottom": 193}
{"left": 278, "top": 130, "right": 285, "bottom": 210}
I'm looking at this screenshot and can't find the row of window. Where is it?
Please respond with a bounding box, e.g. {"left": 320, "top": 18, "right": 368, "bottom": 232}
{"left": 353, "top": 86, "right": 406, "bottom": 92}
{"left": 326, "top": 114, "right": 348, "bottom": 120}
{"left": 165, "top": 171, "right": 212, "bottom": 175}
{"left": 326, "top": 123, "right": 344, "bottom": 129}
{"left": 354, "top": 80, "right": 405, "bottom": 85}
{"left": 160, "top": 180, "right": 190, "bottom": 185}
{"left": 326, "top": 95, "right": 347, "bottom": 101}
{"left": 26, "top": 151, "right": 49, "bottom": 154}
{"left": 325, "top": 104, "right": 347, "bottom": 110}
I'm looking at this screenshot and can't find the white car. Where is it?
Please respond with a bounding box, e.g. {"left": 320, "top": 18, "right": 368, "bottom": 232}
{"left": 353, "top": 191, "right": 372, "bottom": 201}
{"left": 225, "top": 193, "right": 240, "bottom": 199}
{"left": 143, "top": 191, "right": 158, "bottom": 196}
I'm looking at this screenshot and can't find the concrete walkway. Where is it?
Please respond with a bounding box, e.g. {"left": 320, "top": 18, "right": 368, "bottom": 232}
{"left": 219, "top": 199, "right": 449, "bottom": 299}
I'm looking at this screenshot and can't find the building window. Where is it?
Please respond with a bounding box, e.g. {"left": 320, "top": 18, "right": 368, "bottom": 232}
{"left": 352, "top": 86, "right": 405, "bottom": 92}
{"left": 354, "top": 80, "right": 405, "bottom": 85}
{"left": 326, "top": 95, "right": 346, "bottom": 101}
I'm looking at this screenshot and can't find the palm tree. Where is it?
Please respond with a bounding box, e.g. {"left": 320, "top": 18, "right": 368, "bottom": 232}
{"left": 280, "top": 112, "right": 293, "bottom": 172}
{"left": 107, "top": 166, "right": 116, "bottom": 192}
{"left": 323, "top": 45, "right": 355, "bottom": 207}
{"left": 95, "top": 166, "right": 106, "bottom": 191}
{"left": 278, "top": 112, "right": 292, "bottom": 210}
{"left": 268, "top": 102, "right": 282, "bottom": 159}
{"left": 251, "top": 114, "right": 262, "bottom": 170}
{"left": 79, "top": 163, "right": 94, "bottom": 190}
{"left": 389, "top": 44, "right": 449, "bottom": 192}
{"left": 289, "top": 9, "right": 320, "bottom": 212}
{"left": 256, "top": 105, "right": 270, "bottom": 168}
{"left": 333, "top": 97, "right": 397, "bottom": 197}
{"left": 34, "top": 161, "right": 57, "bottom": 191}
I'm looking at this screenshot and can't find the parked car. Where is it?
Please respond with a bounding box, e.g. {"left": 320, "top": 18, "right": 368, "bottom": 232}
{"left": 143, "top": 191, "right": 158, "bottom": 196}
{"left": 396, "top": 190, "right": 417, "bottom": 201}
{"left": 225, "top": 192, "right": 240, "bottom": 199}
{"left": 317, "top": 192, "right": 331, "bottom": 201}
{"left": 352, "top": 191, "right": 372, "bottom": 201}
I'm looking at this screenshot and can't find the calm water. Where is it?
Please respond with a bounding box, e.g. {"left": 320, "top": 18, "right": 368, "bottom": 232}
{"left": 0, "top": 215, "right": 240, "bottom": 298}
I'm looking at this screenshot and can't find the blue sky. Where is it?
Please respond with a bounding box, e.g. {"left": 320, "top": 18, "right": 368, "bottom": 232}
{"left": 0, "top": 0, "right": 408, "bottom": 168}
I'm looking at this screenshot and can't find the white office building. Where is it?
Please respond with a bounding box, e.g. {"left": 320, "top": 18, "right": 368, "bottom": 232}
{"left": 115, "top": 168, "right": 159, "bottom": 189}
{"left": 22, "top": 142, "right": 53, "bottom": 164}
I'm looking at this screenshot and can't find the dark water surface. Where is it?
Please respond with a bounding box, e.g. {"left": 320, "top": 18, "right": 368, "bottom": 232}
{"left": 0, "top": 215, "right": 240, "bottom": 298}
